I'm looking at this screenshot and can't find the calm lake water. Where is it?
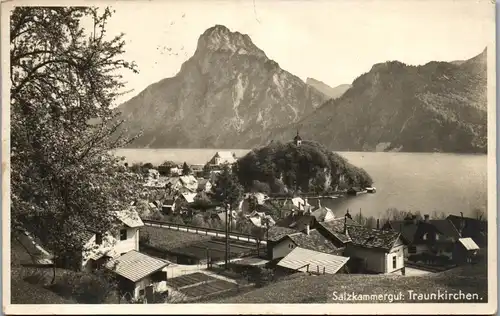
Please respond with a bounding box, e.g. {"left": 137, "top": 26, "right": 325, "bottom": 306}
{"left": 114, "top": 148, "right": 488, "bottom": 219}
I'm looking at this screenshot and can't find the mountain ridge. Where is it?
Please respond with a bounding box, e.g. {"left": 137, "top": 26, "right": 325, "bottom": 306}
{"left": 116, "top": 26, "right": 488, "bottom": 153}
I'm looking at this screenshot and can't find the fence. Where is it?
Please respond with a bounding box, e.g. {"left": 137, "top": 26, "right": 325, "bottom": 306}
{"left": 143, "top": 219, "right": 267, "bottom": 245}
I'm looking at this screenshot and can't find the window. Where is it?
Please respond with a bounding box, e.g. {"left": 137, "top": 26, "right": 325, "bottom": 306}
{"left": 392, "top": 256, "right": 397, "bottom": 269}
{"left": 120, "top": 229, "right": 127, "bottom": 241}
{"left": 95, "top": 233, "right": 103, "bottom": 245}
{"left": 408, "top": 246, "right": 417, "bottom": 254}
{"left": 139, "top": 289, "right": 145, "bottom": 296}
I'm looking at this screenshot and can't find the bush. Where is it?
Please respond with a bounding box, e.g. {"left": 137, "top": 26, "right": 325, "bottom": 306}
{"left": 50, "top": 270, "right": 117, "bottom": 303}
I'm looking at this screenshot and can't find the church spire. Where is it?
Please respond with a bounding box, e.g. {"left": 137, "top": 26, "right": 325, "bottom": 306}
{"left": 293, "top": 129, "right": 302, "bottom": 146}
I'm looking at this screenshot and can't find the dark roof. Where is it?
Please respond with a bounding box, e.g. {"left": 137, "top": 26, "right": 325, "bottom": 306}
{"left": 347, "top": 225, "right": 401, "bottom": 251}
{"left": 197, "top": 179, "right": 210, "bottom": 188}
{"left": 447, "top": 215, "right": 487, "bottom": 234}
{"left": 287, "top": 230, "right": 340, "bottom": 254}
{"left": 317, "top": 217, "right": 359, "bottom": 244}
{"left": 267, "top": 226, "right": 298, "bottom": 242}
{"left": 386, "top": 220, "right": 419, "bottom": 243}
{"left": 275, "top": 214, "right": 317, "bottom": 232}
{"left": 387, "top": 219, "right": 461, "bottom": 244}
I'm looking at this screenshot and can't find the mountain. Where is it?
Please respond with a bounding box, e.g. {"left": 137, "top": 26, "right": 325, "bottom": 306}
{"left": 115, "top": 25, "right": 328, "bottom": 148}
{"left": 254, "top": 49, "right": 488, "bottom": 153}
{"left": 306, "top": 78, "right": 351, "bottom": 99}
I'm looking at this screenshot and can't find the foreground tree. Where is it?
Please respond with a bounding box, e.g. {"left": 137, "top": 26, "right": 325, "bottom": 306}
{"left": 10, "top": 7, "right": 140, "bottom": 280}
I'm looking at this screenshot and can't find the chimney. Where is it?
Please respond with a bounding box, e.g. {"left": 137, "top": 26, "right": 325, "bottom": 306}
{"left": 376, "top": 218, "right": 380, "bottom": 230}
{"left": 424, "top": 214, "right": 430, "bottom": 223}
{"left": 305, "top": 224, "right": 310, "bottom": 235}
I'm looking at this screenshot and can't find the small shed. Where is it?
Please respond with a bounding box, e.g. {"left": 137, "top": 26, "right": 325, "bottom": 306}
{"left": 453, "top": 237, "right": 480, "bottom": 264}
{"left": 105, "top": 250, "right": 170, "bottom": 301}
{"left": 277, "top": 247, "right": 349, "bottom": 275}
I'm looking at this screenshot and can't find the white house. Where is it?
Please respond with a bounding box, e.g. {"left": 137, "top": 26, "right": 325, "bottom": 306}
{"left": 208, "top": 151, "right": 237, "bottom": 166}
{"left": 82, "top": 209, "right": 145, "bottom": 271}
{"left": 343, "top": 225, "right": 405, "bottom": 274}
{"left": 197, "top": 179, "right": 213, "bottom": 193}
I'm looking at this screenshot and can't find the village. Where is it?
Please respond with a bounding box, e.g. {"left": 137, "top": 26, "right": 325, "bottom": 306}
{"left": 14, "top": 134, "right": 488, "bottom": 304}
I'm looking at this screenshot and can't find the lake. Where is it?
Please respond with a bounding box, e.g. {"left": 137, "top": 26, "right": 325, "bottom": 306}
{"left": 113, "top": 148, "right": 488, "bottom": 219}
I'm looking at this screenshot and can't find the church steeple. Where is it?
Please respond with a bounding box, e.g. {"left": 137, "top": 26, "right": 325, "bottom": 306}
{"left": 293, "top": 129, "right": 302, "bottom": 146}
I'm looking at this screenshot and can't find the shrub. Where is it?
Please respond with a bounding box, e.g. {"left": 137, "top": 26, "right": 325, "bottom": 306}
{"left": 50, "top": 270, "right": 117, "bottom": 304}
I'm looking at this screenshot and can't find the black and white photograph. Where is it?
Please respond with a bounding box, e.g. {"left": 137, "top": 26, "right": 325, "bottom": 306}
{"left": 2, "top": 0, "right": 497, "bottom": 314}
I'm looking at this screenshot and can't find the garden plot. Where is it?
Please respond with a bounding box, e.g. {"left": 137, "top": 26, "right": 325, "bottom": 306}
{"left": 167, "top": 272, "right": 214, "bottom": 289}
{"left": 179, "top": 279, "right": 238, "bottom": 299}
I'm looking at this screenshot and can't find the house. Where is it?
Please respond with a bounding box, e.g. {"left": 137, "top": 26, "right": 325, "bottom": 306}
{"left": 241, "top": 192, "right": 270, "bottom": 213}
{"left": 383, "top": 215, "right": 461, "bottom": 261}
{"left": 207, "top": 151, "right": 237, "bottom": 166}
{"left": 277, "top": 247, "right": 349, "bottom": 275}
{"left": 179, "top": 175, "right": 198, "bottom": 192}
{"left": 197, "top": 179, "right": 213, "bottom": 193}
{"left": 343, "top": 225, "right": 405, "bottom": 274}
{"left": 245, "top": 211, "right": 276, "bottom": 228}
{"left": 316, "top": 217, "right": 360, "bottom": 248}
{"left": 310, "top": 202, "right": 335, "bottom": 223}
{"left": 161, "top": 196, "right": 177, "bottom": 214}
{"left": 452, "top": 237, "right": 480, "bottom": 264}
{"left": 170, "top": 167, "right": 182, "bottom": 176}
{"left": 275, "top": 212, "right": 318, "bottom": 233}
{"left": 105, "top": 250, "right": 170, "bottom": 301}
{"left": 268, "top": 226, "right": 341, "bottom": 260}
{"left": 447, "top": 214, "right": 487, "bottom": 247}
{"left": 164, "top": 176, "right": 198, "bottom": 193}
{"left": 82, "top": 209, "right": 145, "bottom": 272}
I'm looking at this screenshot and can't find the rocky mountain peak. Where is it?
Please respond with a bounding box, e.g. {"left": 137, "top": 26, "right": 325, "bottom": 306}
{"left": 195, "top": 24, "right": 267, "bottom": 58}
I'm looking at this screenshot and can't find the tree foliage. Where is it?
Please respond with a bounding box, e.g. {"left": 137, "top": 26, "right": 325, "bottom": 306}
{"left": 182, "top": 162, "right": 192, "bottom": 176}
{"left": 211, "top": 164, "right": 244, "bottom": 209}
{"left": 10, "top": 7, "right": 140, "bottom": 273}
{"left": 235, "top": 140, "right": 373, "bottom": 194}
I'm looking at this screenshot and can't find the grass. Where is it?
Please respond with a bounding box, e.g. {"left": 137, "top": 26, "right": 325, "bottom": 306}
{"left": 141, "top": 226, "right": 212, "bottom": 250}
{"left": 212, "top": 262, "right": 488, "bottom": 303}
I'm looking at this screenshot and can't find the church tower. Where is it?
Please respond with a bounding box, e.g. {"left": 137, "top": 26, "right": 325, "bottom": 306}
{"left": 293, "top": 130, "right": 302, "bottom": 146}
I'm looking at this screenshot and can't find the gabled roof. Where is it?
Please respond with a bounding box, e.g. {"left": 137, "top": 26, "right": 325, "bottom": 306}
{"left": 115, "top": 209, "right": 144, "bottom": 228}
{"left": 181, "top": 192, "right": 197, "bottom": 203}
{"left": 347, "top": 225, "right": 401, "bottom": 252}
{"left": 317, "top": 217, "right": 358, "bottom": 244}
{"left": 267, "top": 226, "right": 298, "bottom": 242}
{"left": 447, "top": 215, "right": 487, "bottom": 234}
{"left": 276, "top": 214, "right": 316, "bottom": 232}
{"left": 311, "top": 206, "right": 334, "bottom": 222}
{"left": 105, "top": 250, "right": 170, "bottom": 282}
{"left": 388, "top": 219, "right": 461, "bottom": 244}
{"left": 287, "top": 229, "right": 339, "bottom": 254}
{"left": 215, "top": 151, "right": 236, "bottom": 159}
{"left": 278, "top": 247, "right": 349, "bottom": 275}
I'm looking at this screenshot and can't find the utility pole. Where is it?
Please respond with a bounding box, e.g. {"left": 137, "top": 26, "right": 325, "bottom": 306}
{"left": 225, "top": 202, "right": 229, "bottom": 269}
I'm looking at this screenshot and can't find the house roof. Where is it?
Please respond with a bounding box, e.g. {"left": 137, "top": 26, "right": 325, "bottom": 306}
{"left": 276, "top": 214, "right": 316, "bottom": 232}
{"left": 215, "top": 151, "right": 236, "bottom": 160}
{"left": 267, "top": 226, "right": 298, "bottom": 242}
{"left": 388, "top": 219, "right": 461, "bottom": 244}
{"left": 181, "top": 192, "right": 197, "bottom": 203}
{"left": 447, "top": 215, "right": 487, "bottom": 235}
{"left": 115, "top": 209, "right": 144, "bottom": 228}
{"left": 197, "top": 179, "right": 210, "bottom": 188}
{"left": 311, "top": 206, "right": 334, "bottom": 222}
{"left": 317, "top": 217, "right": 358, "bottom": 244}
{"left": 278, "top": 247, "right": 349, "bottom": 275}
{"left": 347, "top": 225, "right": 401, "bottom": 251}
{"left": 287, "top": 229, "right": 339, "bottom": 254}
{"left": 180, "top": 175, "right": 198, "bottom": 186}
{"left": 105, "top": 250, "right": 170, "bottom": 282}
{"left": 458, "top": 237, "right": 480, "bottom": 251}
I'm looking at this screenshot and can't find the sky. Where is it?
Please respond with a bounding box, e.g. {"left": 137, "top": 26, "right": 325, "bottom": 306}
{"left": 99, "top": 0, "right": 494, "bottom": 105}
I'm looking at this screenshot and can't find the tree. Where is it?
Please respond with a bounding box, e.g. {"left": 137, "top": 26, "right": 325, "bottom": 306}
{"left": 10, "top": 7, "right": 140, "bottom": 282}
{"left": 212, "top": 164, "right": 244, "bottom": 210}
{"left": 182, "top": 162, "right": 192, "bottom": 176}
{"left": 211, "top": 164, "right": 244, "bottom": 268}
{"left": 158, "top": 160, "right": 177, "bottom": 176}
{"left": 142, "top": 162, "right": 154, "bottom": 170}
